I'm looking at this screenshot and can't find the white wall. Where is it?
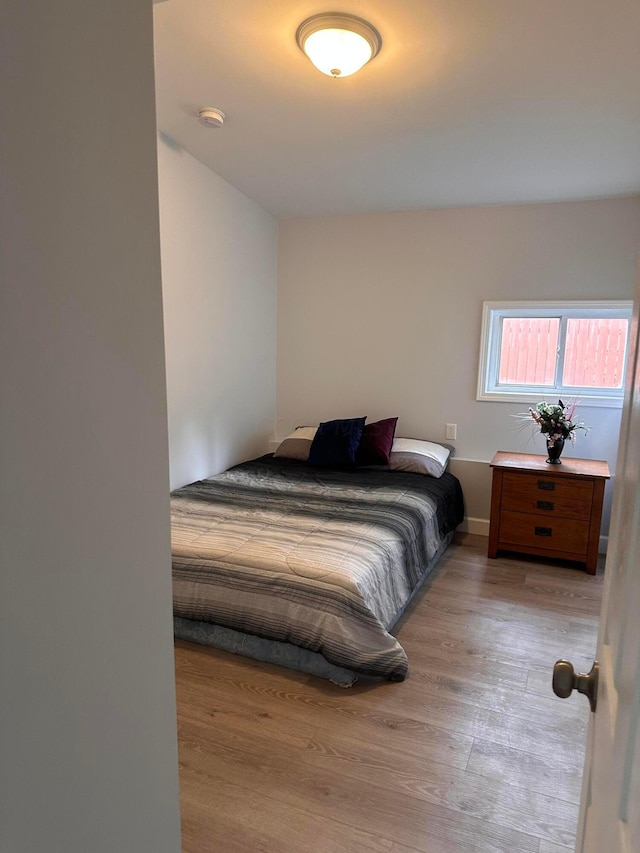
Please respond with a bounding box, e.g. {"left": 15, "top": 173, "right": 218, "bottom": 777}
{"left": 0, "top": 2, "right": 181, "bottom": 851}
{"left": 158, "top": 136, "right": 277, "bottom": 490}
{"left": 278, "top": 198, "right": 640, "bottom": 531}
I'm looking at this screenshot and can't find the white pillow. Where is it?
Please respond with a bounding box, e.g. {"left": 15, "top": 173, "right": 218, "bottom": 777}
{"left": 389, "top": 438, "right": 451, "bottom": 478}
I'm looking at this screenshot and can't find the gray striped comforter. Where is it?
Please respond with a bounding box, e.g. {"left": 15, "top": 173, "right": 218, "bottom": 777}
{"left": 171, "top": 455, "right": 463, "bottom": 681}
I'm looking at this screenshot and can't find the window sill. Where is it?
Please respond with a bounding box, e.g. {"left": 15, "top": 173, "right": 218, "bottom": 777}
{"left": 477, "top": 391, "right": 624, "bottom": 409}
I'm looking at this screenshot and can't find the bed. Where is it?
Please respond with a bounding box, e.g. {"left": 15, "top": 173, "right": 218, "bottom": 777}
{"left": 171, "top": 453, "right": 464, "bottom": 685}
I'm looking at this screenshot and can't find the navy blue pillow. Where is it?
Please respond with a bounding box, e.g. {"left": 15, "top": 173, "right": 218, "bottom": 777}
{"left": 308, "top": 417, "right": 366, "bottom": 467}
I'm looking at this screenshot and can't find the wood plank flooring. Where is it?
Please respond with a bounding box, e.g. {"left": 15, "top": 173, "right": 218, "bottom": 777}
{"left": 174, "top": 533, "right": 603, "bottom": 852}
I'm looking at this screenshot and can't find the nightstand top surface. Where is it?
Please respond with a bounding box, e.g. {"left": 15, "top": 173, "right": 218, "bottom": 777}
{"left": 490, "top": 451, "right": 610, "bottom": 480}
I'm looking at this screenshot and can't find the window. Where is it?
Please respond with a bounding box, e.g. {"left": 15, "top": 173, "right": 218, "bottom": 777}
{"left": 477, "top": 301, "right": 632, "bottom": 406}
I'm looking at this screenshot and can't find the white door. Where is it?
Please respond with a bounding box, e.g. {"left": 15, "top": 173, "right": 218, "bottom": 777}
{"left": 574, "top": 264, "right": 640, "bottom": 853}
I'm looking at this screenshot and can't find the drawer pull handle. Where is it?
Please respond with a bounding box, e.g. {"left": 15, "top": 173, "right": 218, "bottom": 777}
{"left": 535, "top": 526, "right": 553, "bottom": 537}
{"left": 537, "top": 480, "right": 556, "bottom": 491}
{"left": 537, "top": 500, "right": 555, "bottom": 510}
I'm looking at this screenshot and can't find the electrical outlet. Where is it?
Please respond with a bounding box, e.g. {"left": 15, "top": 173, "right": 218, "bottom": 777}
{"left": 446, "top": 423, "right": 457, "bottom": 440}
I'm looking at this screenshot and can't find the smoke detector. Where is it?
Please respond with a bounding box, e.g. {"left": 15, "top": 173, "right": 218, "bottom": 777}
{"left": 197, "top": 108, "right": 225, "bottom": 128}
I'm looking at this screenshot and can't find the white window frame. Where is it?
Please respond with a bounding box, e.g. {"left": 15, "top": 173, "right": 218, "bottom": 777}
{"left": 477, "top": 300, "right": 633, "bottom": 407}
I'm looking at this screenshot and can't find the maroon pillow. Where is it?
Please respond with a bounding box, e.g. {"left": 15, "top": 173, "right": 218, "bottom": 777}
{"left": 356, "top": 417, "right": 398, "bottom": 466}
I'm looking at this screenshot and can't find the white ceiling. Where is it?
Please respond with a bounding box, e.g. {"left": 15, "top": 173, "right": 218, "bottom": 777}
{"left": 153, "top": 0, "right": 640, "bottom": 219}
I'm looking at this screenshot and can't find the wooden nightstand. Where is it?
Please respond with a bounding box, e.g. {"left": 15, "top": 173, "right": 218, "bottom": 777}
{"left": 488, "top": 451, "right": 610, "bottom": 574}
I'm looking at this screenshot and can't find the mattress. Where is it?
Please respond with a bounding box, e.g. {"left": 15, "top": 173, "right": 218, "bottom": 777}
{"left": 171, "top": 454, "right": 464, "bottom": 682}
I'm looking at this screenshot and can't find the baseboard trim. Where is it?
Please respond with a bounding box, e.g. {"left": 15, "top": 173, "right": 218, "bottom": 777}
{"left": 459, "top": 517, "right": 490, "bottom": 537}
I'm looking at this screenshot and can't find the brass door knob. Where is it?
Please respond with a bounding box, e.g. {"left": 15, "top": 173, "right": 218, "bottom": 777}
{"left": 552, "top": 659, "right": 599, "bottom": 712}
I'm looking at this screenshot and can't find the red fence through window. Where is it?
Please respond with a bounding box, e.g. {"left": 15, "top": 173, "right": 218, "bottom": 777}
{"left": 498, "top": 317, "right": 627, "bottom": 389}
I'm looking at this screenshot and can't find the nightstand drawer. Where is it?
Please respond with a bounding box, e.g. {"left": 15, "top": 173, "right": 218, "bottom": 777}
{"left": 501, "top": 490, "right": 592, "bottom": 521}
{"left": 502, "top": 471, "right": 594, "bottom": 504}
{"left": 500, "top": 510, "right": 590, "bottom": 556}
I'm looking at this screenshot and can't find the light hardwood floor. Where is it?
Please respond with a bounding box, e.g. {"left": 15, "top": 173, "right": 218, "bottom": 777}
{"left": 174, "top": 533, "right": 603, "bottom": 852}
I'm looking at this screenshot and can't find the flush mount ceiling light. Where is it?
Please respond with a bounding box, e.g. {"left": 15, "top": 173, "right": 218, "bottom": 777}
{"left": 296, "top": 13, "right": 381, "bottom": 78}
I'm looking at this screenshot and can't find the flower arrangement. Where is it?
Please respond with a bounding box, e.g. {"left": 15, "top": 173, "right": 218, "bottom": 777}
{"left": 526, "top": 399, "right": 589, "bottom": 447}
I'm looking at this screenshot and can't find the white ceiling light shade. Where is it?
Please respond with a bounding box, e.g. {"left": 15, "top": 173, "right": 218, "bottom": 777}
{"left": 296, "top": 14, "right": 381, "bottom": 78}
